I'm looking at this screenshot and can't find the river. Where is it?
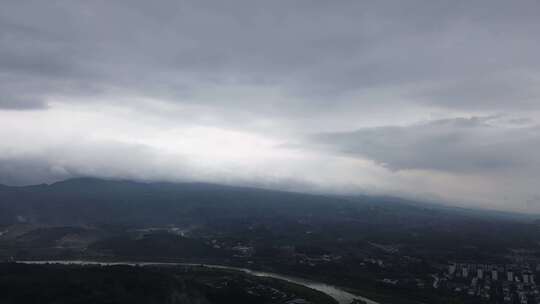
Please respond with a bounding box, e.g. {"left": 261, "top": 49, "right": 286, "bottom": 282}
{"left": 18, "top": 260, "right": 379, "bottom": 304}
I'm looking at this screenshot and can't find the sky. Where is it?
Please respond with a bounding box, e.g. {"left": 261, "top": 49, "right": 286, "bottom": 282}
{"left": 1, "top": 0, "right": 540, "bottom": 212}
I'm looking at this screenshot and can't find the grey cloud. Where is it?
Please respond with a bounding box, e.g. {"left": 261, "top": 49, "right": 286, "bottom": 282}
{"left": 0, "top": 138, "right": 343, "bottom": 195}
{"left": 0, "top": 157, "right": 67, "bottom": 185}
{"left": 1, "top": 1, "right": 540, "bottom": 212}
{"left": 0, "top": 140, "right": 189, "bottom": 186}
{"left": 309, "top": 117, "right": 540, "bottom": 174}
{"left": 0, "top": 93, "right": 46, "bottom": 110}
{"left": 414, "top": 74, "right": 540, "bottom": 111}
{"left": 0, "top": 0, "right": 539, "bottom": 113}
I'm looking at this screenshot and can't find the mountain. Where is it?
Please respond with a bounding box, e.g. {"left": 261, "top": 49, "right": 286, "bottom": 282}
{"left": 2, "top": 178, "right": 540, "bottom": 270}
{"left": 0, "top": 177, "right": 535, "bottom": 226}
{"left": 0, "top": 177, "right": 362, "bottom": 226}
{"left": 1, "top": 178, "right": 539, "bottom": 251}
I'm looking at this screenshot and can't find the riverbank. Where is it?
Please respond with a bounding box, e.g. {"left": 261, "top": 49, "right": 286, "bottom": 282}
{"left": 17, "top": 260, "right": 380, "bottom": 304}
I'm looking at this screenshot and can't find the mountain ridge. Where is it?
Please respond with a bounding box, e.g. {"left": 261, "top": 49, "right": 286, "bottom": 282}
{"left": 0, "top": 177, "right": 536, "bottom": 227}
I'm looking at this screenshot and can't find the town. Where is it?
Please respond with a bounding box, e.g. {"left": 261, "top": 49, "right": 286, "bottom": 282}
{"left": 438, "top": 262, "right": 539, "bottom": 303}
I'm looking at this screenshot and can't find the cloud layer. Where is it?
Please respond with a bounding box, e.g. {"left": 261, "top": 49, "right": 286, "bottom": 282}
{"left": 310, "top": 117, "right": 540, "bottom": 173}
{"left": 1, "top": 1, "right": 540, "bottom": 212}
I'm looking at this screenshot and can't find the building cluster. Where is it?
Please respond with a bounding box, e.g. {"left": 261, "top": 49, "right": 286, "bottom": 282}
{"left": 205, "top": 275, "right": 314, "bottom": 304}
{"left": 297, "top": 253, "right": 342, "bottom": 267}
{"left": 441, "top": 263, "right": 540, "bottom": 303}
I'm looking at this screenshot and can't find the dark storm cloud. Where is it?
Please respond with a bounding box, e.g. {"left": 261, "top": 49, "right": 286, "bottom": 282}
{"left": 1, "top": 0, "right": 539, "bottom": 112}
{"left": 309, "top": 117, "right": 540, "bottom": 174}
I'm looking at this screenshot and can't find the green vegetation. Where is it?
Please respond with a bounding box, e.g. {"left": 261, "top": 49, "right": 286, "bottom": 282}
{"left": 0, "top": 263, "right": 337, "bottom": 304}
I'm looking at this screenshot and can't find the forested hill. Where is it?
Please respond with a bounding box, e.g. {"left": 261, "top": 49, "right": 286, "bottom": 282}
{"left": 0, "top": 177, "right": 535, "bottom": 228}
{"left": 0, "top": 178, "right": 358, "bottom": 226}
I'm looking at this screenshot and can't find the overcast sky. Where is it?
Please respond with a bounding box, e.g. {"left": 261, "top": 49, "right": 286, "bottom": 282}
{"left": 1, "top": 0, "right": 540, "bottom": 212}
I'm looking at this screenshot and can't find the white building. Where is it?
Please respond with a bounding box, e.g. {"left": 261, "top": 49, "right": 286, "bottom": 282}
{"left": 507, "top": 271, "right": 513, "bottom": 282}
{"left": 448, "top": 264, "right": 456, "bottom": 275}
{"left": 477, "top": 269, "right": 483, "bottom": 279}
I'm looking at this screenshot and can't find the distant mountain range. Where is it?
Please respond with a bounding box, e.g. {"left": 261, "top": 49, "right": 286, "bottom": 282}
{"left": 0, "top": 177, "right": 536, "bottom": 227}
{"left": 2, "top": 178, "right": 540, "bottom": 262}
